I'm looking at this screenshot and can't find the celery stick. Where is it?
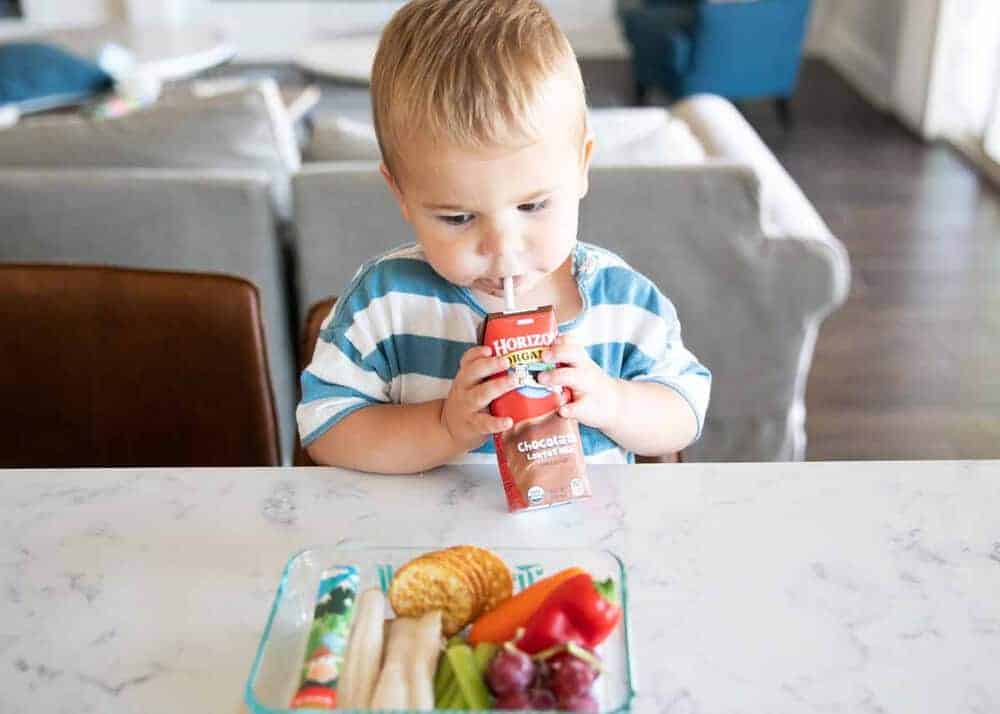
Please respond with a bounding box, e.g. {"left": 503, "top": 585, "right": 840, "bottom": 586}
{"left": 434, "top": 656, "right": 455, "bottom": 704}
{"left": 446, "top": 644, "right": 493, "bottom": 711}
{"left": 473, "top": 642, "right": 499, "bottom": 675}
{"left": 439, "top": 676, "right": 462, "bottom": 710}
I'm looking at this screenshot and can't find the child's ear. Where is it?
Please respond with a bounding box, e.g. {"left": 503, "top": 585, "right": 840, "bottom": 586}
{"left": 578, "top": 133, "right": 595, "bottom": 200}
{"left": 379, "top": 162, "right": 412, "bottom": 222}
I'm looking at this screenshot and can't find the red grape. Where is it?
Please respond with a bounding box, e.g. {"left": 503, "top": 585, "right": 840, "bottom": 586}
{"left": 486, "top": 648, "right": 536, "bottom": 696}
{"left": 532, "top": 659, "right": 551, "bottom": 688}
{"left": 494, "top": 690, "right": 532, "bottom": 710}
{"left": 530, "top": 688, "right": 558, "bottom": 710}
{"left": 548, "top": 651, "right": 598, "bottom": 700}
{"left": 559, "top": 691, "right": 599, "bottom": 713}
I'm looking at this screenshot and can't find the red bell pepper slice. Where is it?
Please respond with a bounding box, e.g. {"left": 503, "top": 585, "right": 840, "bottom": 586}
{"left": 517, "top": 573, "right": 622, "bottom": 654}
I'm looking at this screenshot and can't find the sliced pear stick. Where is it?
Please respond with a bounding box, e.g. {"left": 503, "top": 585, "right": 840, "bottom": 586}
{"left": 409, "top": 610, "right": 443, "bottom": 709}
{"left": 370, "top": 659, "right": 408, "bottom": 709}
{"left": 369, "top": 610, "right": 443, "bottom": 710}
{"left": 369, "top": 616, "right": 415, "bottom": 709}
{"left": 336, "top": 588, "right": 386, "bottom": 709}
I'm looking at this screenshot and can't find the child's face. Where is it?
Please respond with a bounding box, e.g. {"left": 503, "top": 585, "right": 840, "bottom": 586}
{"left": 381, "top": 81, "right": 594, "bottom": 304}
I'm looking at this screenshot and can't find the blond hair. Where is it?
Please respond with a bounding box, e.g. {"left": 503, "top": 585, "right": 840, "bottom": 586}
{"left": 371, "top": 0, "right": 587, "bottom": 177}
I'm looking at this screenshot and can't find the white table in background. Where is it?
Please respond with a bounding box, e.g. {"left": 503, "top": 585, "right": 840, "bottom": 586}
{"left": 1, "top": 461, "right": 998, "bottom": 713}
{"left": 11, "top": 22, "right": 235, "bottom": 81}
{"left": 295, "top": 33, "right": 379, "bottom": 85}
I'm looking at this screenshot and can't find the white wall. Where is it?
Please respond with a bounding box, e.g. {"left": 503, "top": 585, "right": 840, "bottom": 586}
{"left": 17, "top": 0, "right": 627, "bottom": 60}
{"left": 20, "top": 0, "right": 122, "bottom": 23}
{"left": 202, "top": 0, "right": 627, "bottom": 61}
{"left": 809, "top": 0, "right": 949, "bottom": 138}
{"left": 200, "top": 1, "right": 402, "bottom": 61}
{"left": 808, "top": 0, "right": 903, "bottom": 110}
{"left": 923, "top": 0, "right": 1000, "bottom": 142}
{"left": 891, "top": 0, "right": 941, "bottom": 134}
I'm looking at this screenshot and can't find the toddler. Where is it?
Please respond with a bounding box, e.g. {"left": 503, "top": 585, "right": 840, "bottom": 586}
{"left": 298, "top": 0, "right": 711, "bottom": 472}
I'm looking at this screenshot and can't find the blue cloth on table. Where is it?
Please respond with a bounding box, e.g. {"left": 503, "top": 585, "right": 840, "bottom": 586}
{"left": 0, "top": 42, "right": 113, "bottom": 113}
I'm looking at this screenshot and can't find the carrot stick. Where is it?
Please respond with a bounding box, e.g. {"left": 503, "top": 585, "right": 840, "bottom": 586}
{"left": 468, "top": 567, "right": 587, "bottom": 645}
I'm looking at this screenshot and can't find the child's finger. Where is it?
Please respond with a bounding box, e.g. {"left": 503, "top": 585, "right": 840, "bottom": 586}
{"left": 558, "top": 397, "right": 590, "bottom": 421}
{"left": 558, "top": 402, "right": 578, "bottom": 419}
{"left": 537, "top": 367, "right": 578, "bottom": 390}
{"left": 543, "top": 342, "right": 587, "bottom": 366}
{"left": 459, "top": 345, "right": 493, "bottom": 368}
{"left": 473, "top": 372, "right": 518, "bottom": 407}
{"left": 474, "top": 412, "right": 513, "bottom": 434}
{"left": 457, "top": 354, "right": 508, "bottom": 387}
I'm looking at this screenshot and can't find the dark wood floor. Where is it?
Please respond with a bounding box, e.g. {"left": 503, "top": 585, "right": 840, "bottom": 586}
{"left": 220, "top": 58, "right": 1000, "bottom": 460}
{"left": 583, "top": 58, "right": 1000, "bottom": 460}
{"left": 736, "top": 62, "right": 1000, "bottom": 460}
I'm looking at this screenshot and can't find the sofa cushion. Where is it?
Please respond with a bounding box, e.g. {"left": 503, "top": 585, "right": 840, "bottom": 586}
{"left": 588, "top": 107, "right": 705, "bottom": 165}
{"left": 304, "top": 113, "right": 381, "bottom": 162}
{"left": 303, "top": 106, "right": 706, "bottom": 166}
{"left": 0, "top": 42, "right": 113, "bottom": 114}
{"left": 0, "top": 78, "right": 299, "bottom": 217}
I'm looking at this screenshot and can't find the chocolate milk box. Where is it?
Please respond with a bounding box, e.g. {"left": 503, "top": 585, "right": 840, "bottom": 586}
{"left": 481, "top": 305, "right": 591, "bottom": 512}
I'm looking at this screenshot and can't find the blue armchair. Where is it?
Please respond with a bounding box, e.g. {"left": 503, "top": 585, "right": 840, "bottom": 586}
{"left": 619, "top": 0, "right": 813, "bottom": 120}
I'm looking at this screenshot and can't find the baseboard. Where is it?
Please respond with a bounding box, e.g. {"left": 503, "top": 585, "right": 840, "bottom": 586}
{"left": 951, "top": 137, "right": 1000, "bottom": 192}
{"left": 818, "top": 24, "right": 894, "bottom": 111}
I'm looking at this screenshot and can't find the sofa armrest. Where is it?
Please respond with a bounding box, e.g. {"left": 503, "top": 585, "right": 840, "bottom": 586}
{"left": 293, "top": 161, "right": 405, "bottom": 313}
{"left": 580, "top": 163, "right": 849, "bottom": 461}
{"left": 671, "top": 93, "right": 850, "bottom": 313}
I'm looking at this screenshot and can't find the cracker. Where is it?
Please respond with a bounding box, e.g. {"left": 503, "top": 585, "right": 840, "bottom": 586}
{"left": 389, "top": 555, "right": 476, "bottom": 636}
{"left": 430, "top": 549, "right": 484, "bottom": 619}
{"left": 476, "top": 547, "right": 514, "bottom": 611}
{"left": 388, "top": 546, "right": 514, "bottom": 636}
{"left": 441, "top": 546, "right": 488, "bottom": 614}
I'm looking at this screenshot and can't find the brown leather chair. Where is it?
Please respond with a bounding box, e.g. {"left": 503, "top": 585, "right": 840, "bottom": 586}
{"left": 295, "top": 296, "right": 679, "bottom": 466}
{"left": 0, "top": 265, "right": 280, "bottom": 467}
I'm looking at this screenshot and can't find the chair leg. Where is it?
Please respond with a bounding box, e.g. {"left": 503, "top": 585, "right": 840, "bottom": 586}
{"left": 633, "top": 80, "right": 649, "bottom": 106}
{"left": 776, "top": 98, "right": 793, "bottom": 128}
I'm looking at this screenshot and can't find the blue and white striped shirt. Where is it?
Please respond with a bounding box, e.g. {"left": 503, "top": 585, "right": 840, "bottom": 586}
{"left": 298, "top": 242, "right": 711, "bottom": 464}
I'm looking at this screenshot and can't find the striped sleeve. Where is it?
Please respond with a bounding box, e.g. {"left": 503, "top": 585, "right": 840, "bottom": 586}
{"left": 629, "top": 298, "right": 712, "bottom": 441}
{"left": 582, "top": 262, "right": 712, "bottom": 441}
{"left": 296, "top": 265, "right": 395, "bottom": 447}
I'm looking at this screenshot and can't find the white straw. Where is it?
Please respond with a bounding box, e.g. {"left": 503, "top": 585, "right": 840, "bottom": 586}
{"left": 503, "top": 276, "right": 516, "bottom": 312}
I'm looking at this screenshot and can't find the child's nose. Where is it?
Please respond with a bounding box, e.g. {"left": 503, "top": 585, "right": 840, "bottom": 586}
{"left": 481, "top": 219, "right": 525, "bottom": 258}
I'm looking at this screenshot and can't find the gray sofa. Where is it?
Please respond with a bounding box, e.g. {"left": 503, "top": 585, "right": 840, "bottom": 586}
{"left": 0, "top": 86, "right": 848, "bottom": 462}
{"left": 294, "top": 96, "right": 849, "bottom": 461}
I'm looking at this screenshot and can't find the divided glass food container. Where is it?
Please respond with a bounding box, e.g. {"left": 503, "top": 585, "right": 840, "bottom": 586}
{"left": 245, "top": 546, "right": 635, "bottom": 713}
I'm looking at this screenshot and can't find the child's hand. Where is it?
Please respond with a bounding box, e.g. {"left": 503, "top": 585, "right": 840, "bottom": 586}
{"left": 538, "top": 335, "right": 620, "bottom": 432}
{"left": 441, "top": 346, "right": 516, "bottom": 451}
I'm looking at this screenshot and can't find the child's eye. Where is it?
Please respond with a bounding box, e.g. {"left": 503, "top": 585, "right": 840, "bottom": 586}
{"left": 439, "top": 214, "right": 474, "bottom": 226}
{"left": 518, "top": 199, "right": 549, "bottom": 213}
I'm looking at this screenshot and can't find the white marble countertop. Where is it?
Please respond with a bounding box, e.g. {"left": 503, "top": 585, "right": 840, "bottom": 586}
{"left": 1, "top": 461, "right": 998, "bottom": 713}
